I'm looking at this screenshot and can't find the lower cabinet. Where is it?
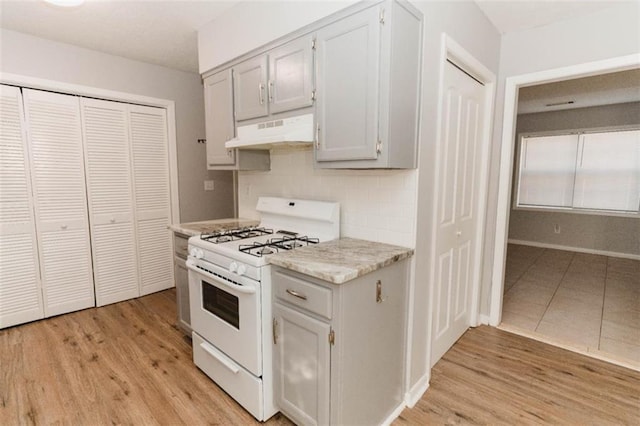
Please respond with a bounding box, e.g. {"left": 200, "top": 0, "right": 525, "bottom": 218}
{"left": 272, "top": 259, "right": 408, "bottom": 425}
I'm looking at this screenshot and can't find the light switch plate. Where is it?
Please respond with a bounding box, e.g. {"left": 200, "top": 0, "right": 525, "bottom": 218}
{"left": 204, "top": 180, "right": 215, "bottom": 191}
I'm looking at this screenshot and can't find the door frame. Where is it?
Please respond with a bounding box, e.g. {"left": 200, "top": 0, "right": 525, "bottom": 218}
{"left": 429, "top": 34, "right": 496, "bottom": 358}
{"left": 0, "top": 72, "right": 180, "bottom": 225}
{"left": 488, "top": 54, "right": 640, "bottom": 326}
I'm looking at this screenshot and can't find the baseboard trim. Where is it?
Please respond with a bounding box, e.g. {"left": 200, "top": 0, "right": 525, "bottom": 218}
{"left": 405, "top": 374, "right": 430, "bottom": 408}
{"left": 507, "top": 239, "right": 640, "bottom": 260}
{"left": 381, "top": 401, "right": 407, "bottom": 426}
{"left": 478, "top": 314, "right": 490, "bottom": 325}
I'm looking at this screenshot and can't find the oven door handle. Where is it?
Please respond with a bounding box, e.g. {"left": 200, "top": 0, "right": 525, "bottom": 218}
{"left": 186, "top": 259, "right": 257, "bottom": 295}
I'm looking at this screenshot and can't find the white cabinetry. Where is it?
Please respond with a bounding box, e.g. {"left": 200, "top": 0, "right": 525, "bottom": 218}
{"left": 204, "top": 70, "right": 270, "bottom": 171}
{"left": 0, "top": 85, "right": 43, "bottom": 328}
{"left": 233, "top": 35, "right": 314, "bottom": 121}
{"left": 272, "top": 259, "right": 408, "bottom": 425}
{"left": 23, "top": 89, "right": 95, "bottom": 317}
{"left": 315, "top": 0, "right": 421, "bottom": 168}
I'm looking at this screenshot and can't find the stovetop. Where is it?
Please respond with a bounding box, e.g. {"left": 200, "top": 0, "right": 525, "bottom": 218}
{"left": 188, "top": 197, "right": 340, "bottom": 274}
{"left": 239, "top": 235, "right": 319, "bottom": 257}
{"left": 200, "top": 226, "right": 274, "bottom": 244}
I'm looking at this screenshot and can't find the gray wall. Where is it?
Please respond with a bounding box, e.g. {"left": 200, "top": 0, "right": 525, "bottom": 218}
{"left": 480, "top": 1, "right": 640, "bottom": 315}
{"left": 0, "top": 29, "right": 234, "bottom": 223}
{"left": 509, "top": 102, "right": 640, "bottom": 256}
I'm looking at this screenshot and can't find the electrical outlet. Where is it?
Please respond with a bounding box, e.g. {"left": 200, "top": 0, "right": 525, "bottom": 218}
{"left": 204, "top": 180, "right": 214, "bottom": 191}
{"left": 554, "top": 224, "right": 561, "bottom": 234}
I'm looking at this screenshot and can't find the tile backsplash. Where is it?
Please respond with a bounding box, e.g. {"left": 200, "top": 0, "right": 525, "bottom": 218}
{"left": 237, "top": 147, "right": 417, "bottom": 248}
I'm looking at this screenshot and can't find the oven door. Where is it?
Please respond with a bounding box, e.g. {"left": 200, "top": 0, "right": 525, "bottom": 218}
{"left": 187, "top": 258, "right": 262, "bottom": 376}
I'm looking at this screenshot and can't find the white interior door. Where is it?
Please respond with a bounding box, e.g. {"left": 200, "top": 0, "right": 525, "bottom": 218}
{"left": 23, "top": 89, "right": 94, "bottom": 317}
{"left": 0, "top": 85, "right": 44, "bottom": 328}
{"left": 128, "top": 105, "right": 174, "bottom": 296}
{"left": 431, "top": 61, "right": 486, "bottom": 366}
{"left": 82, "top": 98, "right": 140, "bottom": 306}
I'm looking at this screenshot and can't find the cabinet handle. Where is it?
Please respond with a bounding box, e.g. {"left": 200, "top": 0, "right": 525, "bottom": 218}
{"left": 273, "top": 317, "right": 278, "bottom": 345}
{"left": 315, "top": 123, "right": 320, "bottom": 149}
{"left": 258, "top": 83, "right": 265, "bottom": 105}
{"left": 286, "top": 289, "right": 308, "bottom": 300}
{"left": 268, "top": 80, "right": 274, "bottom": 103}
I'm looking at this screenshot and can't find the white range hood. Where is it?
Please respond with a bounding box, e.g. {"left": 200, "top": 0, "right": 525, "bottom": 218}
{"left": 225, "top": 113, "right": 314, "bottom": 150}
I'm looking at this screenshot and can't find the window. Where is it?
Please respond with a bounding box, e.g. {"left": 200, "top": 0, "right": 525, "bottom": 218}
{"left": 516, "top": 129, "right": 640, "bottom": 214}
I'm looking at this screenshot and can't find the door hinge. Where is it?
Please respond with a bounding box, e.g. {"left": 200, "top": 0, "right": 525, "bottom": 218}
{"left": 328, "top": 329, "right": 335, "bottom": 346}
{"left": 272, "top": 317, "right": 278, "bottom": 345}
{"left": 376, "top": 140, "right": 382, "bottom": 155}
{"left": 311, "top": 89, "right": 316, "bottom": 102}
{"left": 312, "top": 38, "right": 317, "bottom": 50}
{"left": 316, "top": 123, "right": 320, "bottom": 149}
{"left": 379, "top": 8, "right": 385, "bottom": 24}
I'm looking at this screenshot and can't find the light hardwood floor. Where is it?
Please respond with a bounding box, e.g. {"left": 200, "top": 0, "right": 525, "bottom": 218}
{"left": 2, "top": 289, "right": 639, "bottom": 425}
{"left": 502, "top": 244, "right": 640, "bottom": 367}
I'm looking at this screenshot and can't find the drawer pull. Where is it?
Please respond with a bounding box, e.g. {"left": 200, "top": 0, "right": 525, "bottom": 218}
{"left": 199, "top": 342, "right": 239, "bottom": 374}
{"left": 286, "top": 289, "right": 308, "bottom": 300}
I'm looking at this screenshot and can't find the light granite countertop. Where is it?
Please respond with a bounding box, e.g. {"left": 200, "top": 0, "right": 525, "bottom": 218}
{"left": 168, "top": 218, "right": 259, "bottom": 237}
{"left": 268, "top": 237, "right": 414, "bottom": 284}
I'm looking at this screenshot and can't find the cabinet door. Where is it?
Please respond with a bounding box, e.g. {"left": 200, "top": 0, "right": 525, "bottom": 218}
{"left": 0, "top": 85, "right": 44, "bottom": 328}
{"left": 81, "top": 98, "right": 140, "bottom": 306}
{"left": 128, "top": 105, "right": 174, "bottom": 296}
{"left": 23, "top": 89, "right": 95, "bottom": 317}
{"left": 315, "top": 6, "right": 381, "bottom": 162}
{"left": 273, "top": 302, "right": 330, "bottom": 426}
{"left": 269, "top": 36, "right": 314, "bottom": 114}
{"left": 204, "top": 70, "right": 236, "bottom": 167}
{"left": 233, "top": 55, "right": 269, "bottom": 121}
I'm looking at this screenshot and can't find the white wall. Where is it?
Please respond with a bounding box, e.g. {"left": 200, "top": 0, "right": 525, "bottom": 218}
{"left": 0, "top": 29, "right": 234, "bottom": 223}
{"left": 238, "top": 148, "right": 417, "bottom": 248}
{"left": 482, "top": 2, "right": 640, "bottom": 314}
{"left": 199, "top": 0, "right": 501, "bottom": 401}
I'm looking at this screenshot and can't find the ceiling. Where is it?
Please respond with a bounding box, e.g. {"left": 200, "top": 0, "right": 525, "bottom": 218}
{"left": 0, "top": 0, "right": 240, "bottom": 73}
{"left": 1, "top": 0, "right": 637, "bottom": 111}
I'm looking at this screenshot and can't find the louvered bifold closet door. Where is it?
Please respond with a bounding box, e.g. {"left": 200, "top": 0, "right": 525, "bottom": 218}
{"left": 128, "top": 105, "right": 173, "bottom": 295}
{"left": 22, "top": 89, "right": 94, "bottom": 317}
{"left": 0, "top": 85, "right": 44, "bottom": 328}
{"left": 81, "top": 98, "right": 139, "bottom": 306}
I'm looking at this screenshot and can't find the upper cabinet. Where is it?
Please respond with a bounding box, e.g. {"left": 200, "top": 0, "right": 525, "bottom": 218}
{"left": 315, "top": 1, "right": 422, "bottom": 169}
{"left": 204, "top": 69, "right": 235, "bottom": 166}
{"left": 268, "top": 36, "right": 315, "bottom": 115}
{"left": 204, "top": 69, "right": 270, "bottom": 171}
{"left": 233, "top": 35, "right": 315, "bottom": 121}
{"left": 201, "top": 0, "right": 422, "bottom": 170}
{"left": 233, "top": 56, "right": 269, "bottom": 121}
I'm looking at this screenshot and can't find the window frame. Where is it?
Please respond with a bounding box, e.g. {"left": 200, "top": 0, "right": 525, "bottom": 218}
{"left": 513, "top": 125, "right": 640, "bottom": 218}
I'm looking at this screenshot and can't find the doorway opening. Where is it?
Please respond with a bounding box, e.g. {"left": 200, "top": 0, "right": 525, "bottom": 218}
{"left": 490, "top": 55, "right": 640, "bottom": 370}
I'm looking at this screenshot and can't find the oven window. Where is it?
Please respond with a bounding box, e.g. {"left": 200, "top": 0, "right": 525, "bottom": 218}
{"left": 201, "top": 280, "right": 240, "bottom": 329}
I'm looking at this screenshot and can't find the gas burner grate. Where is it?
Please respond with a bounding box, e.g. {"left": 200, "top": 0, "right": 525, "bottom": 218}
{"left": 200, "top": 227, "right": 273, "bottom": 244}
{"left": 238, "top": 235, "right": 319, "bottom": 257}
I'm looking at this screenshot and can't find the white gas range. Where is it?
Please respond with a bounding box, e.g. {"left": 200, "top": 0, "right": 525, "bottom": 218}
{"left": 187, "top": 197, "right": 340, "bottom": 421}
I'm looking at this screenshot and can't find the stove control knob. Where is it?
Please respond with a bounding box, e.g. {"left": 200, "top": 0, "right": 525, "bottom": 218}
{"left": 229, "top": 262, "right": 238, "bottom": 273}
{"left": 237, "top": 264, "right": 247, "bottom": 276}
{"left": 190, "top": 247, "right": 204, "bottom": 259}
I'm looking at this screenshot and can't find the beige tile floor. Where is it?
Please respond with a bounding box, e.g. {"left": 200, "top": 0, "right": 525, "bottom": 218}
{"left": 501, "top": 244, "right": 640, "bottom": 366}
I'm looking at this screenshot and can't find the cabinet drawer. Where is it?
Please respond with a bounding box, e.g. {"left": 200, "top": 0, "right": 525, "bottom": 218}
{"left": 273, "top": 269, "right": 332, "bottom": 319}
{"left": 174, "top": 233, "right": 189, "bottom": 259}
